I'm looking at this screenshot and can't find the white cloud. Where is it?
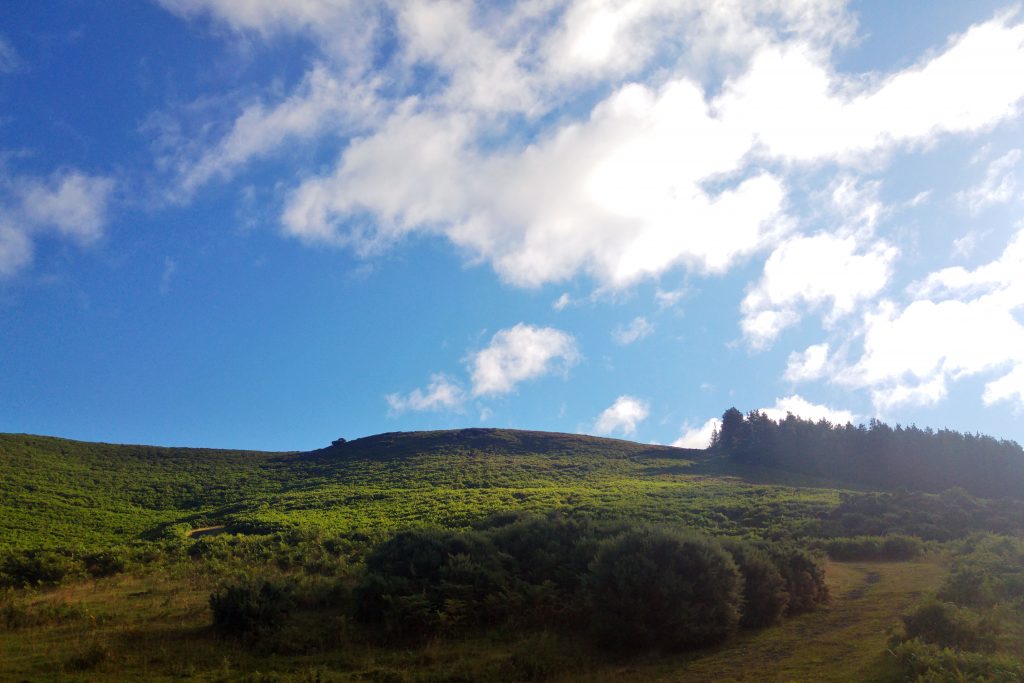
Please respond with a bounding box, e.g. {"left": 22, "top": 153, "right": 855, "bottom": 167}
{"left": 983, "top": 363, "right": 1024, "bottom": 407}
{"left": 720, "top": 13, "right": 1024, "bottom": 164}
{"left": 552, "top": 292, "right": 573, "bottom": 311}
{"left": 829, "top": 228, "right": 1024, "bottom": 410}
{"left": 0, "top": 170, "right": 116, "bottom": 278}
{"left": 0, "top": 218, "right": 32, "bottom": 277}
{"left": 176, "top": 64, "right": 380, "bottom": 195}
{"left": 386, "top": 373, "right": 466, "bottom": 414}
{"left": 741, "top": 232, "right": 898, "bottom": 347}
{"left": 160, "top": 257, "right": 177, "bottom": 295}
{"left": 672, "top": 417, "right": 719, "bottom": 449}
{"left": 612, "top": 316, "right": 654, "bottom": 345}
{"left": 760, "top": 394, "right": 856, "bottom": 425}
{"left": 594, "top": 395, "right": 650, "bottom": 436}
{"left": 160, "top": 2, "right": 1024, "bottom": 294}
{"left": 470, "top": 323, "right": 580, "bottom": 396}
{"left": 283, "top": 81, "right": 789, "bottom": 287}
{"left": 784, "top": 343, "right": 832, "bottom": 382}
{"left": 958, "top": 148, "right": 1021, "bottom": 213}
{"left": 656, "top": 287, "right": 686, "bottom": 308}
{"left": 18, "top": 172, "right": 115, "bottom": 242}
{"left": 156, "top": 0, "right": 372, "bottom": 44}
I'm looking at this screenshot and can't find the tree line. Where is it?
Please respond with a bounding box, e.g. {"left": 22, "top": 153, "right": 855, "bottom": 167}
{"left": 711, "top": 408, "right": 1024, "bottom": 498}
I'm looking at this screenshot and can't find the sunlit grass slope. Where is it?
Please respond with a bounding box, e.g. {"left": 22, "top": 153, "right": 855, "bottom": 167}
{"left": 1, "top": 429, "right": 841, "bottom": 552}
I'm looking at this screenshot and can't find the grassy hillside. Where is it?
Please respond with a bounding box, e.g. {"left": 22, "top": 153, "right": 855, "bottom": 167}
{"left": 0, "top": 429, "right": 836, "bottom": 553}
{"left": 2, "top": 427, "right": 1023, "bottom": 681}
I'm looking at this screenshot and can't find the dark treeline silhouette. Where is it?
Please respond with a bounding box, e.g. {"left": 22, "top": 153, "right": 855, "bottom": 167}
{"left": 711, "top": 408, "right": 1024, "bottom": 499}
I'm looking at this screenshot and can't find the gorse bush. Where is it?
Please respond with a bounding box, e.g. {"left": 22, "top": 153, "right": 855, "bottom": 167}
{"left": 354, "top": 529, "right": 512, "bottom": 636}
{"left": 721, "top": 539, "right": 789, "bottom": 628}
{"left": 584, "top": 526, "right": 742, "bottom": 650}
{"left": 889, "top": 639, "right": 1024, "bottom": 681}
{"left": 210, "top": 577, "right": 296, "bottom": 637}
{"left": 351, "top": 517, "right": 829, "bottom": 651}
{"left": 822, "top": 534, "right": 923, "bottom": 561}
{"left": 900, "top": 599, "right": 996, "bottom": 652}
{"left": 771, "top": 546, "right": 830, "bottom": 614}
{"left": 0, "top": 549, "right": 77, "bottom": 587}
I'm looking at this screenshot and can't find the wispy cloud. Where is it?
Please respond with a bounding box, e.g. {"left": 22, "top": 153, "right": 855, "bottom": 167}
{"left": 612, "top": 316, "right": 654, "bottom": 345}
{"left": 958, "top": 148, "right": 1021, "bottom": 214}
{"left": 0, "top": 35, "right": 20, "bottom": 74}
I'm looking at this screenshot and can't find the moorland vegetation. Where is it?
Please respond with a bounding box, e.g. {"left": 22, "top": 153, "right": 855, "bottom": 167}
{"left": 1, "top": 411, "right": 1023, "bottom": 681}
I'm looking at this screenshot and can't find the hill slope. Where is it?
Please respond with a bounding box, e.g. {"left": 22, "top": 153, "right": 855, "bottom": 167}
{"left": 0, "top": 428, "right": 825, "bottom": 552}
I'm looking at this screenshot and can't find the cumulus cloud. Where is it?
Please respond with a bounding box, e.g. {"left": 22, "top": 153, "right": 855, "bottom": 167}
{"left": 672, "top": 417, "right": 719, "bottom": 449}
{"left": 159, "top": 2, "right": 1024, "bottom": 293}
{"left": 470, "top": 323, "right": 580, "bottom": 396}
{"left": 612, "top": 316, "right": 654, "bottom": 345}
{"left": 759, "top": 394, "right": 857, "bottom": 424}
{"left": 784, "top": 343, "right": 832, "bottom": 382}
{"left": 0, "top": 170, "right": 116, "bottom": 278}
{"left": 594, "top": 395, "right": 650, "bottom": 436}
{"left": 741, "top": 232, "right": 898, "bottom": 347}
{"left": 720, "top": 14, "right": 1024, "bottom": 164}
{"left": 827, "top": 228, "right": 1024, "bottom": 411}
{"left": 386, "top": 373, "right": 465, "bottom": 414}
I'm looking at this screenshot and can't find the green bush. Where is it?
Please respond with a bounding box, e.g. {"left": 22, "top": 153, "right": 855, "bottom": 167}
{"left": 0, "top": 550, "right": 78, "bottom": 587}
{"left": 822, "top": 534, "right": 923, "bottom": 561}
{"left": 900, "top": 599, "right": 996, "bottom": 652}
{"left": 209, "top": 577, "right": 295, "bottom": 637}
{"left": 353, "top": 529, "right": 511, "bottom": 636}
{"left": 722, "top": 539, "right": 789, "bottom": 628}
{"left": 889, "top": 638, "right": 1024, "bottom": 681}
{"left": 771, "top": 546, "right": 829, "bottom": 614}
{"left": 584, "top": 526, "right": 742, "bottom": 650}
{"left": 82, "top": 549, "right": 128, "bottom": 578}
{"left": 882, "top": 535, "right": 924, "bottom": 560}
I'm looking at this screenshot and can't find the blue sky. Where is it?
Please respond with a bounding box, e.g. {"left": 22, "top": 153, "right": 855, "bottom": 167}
{"left": 2, "top": 1, "right": 1024, "bottom": 451}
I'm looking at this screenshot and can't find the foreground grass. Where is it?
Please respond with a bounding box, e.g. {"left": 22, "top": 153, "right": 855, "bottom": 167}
{"left": 0, "top": 557, "right": 946, "bottom": 682}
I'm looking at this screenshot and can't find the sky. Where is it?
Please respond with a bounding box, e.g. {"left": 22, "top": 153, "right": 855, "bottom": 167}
{"left": 1, "top": 0, "right": 1024, "bottom": 452}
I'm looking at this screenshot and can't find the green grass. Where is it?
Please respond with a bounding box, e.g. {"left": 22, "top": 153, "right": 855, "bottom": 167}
{"left": 0, "top": 430, "right": 841, "bottom": 553}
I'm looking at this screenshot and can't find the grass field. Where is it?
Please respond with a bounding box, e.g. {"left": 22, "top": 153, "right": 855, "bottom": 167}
{"left": 0, "top": 556, "right": 947, "bottom": 682}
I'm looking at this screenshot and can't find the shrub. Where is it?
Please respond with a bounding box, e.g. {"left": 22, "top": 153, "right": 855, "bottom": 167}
{"left": 584, "top": 526, "right": 742, "bottom": 650}
{"left": 890, "top": 638, "right": 1024, "bottom": 681}
{"left": 353, "top": 529, "right": 511, "bottom": 636}
{"left": 210, "top": 577, "right": 295, "bottom": 637}
{"left": 486, "top": 513, "right": 596, "bottom": 591}
{"left": 771, "top": 547, "right": 829, "bottom": 614}
{"left": 722, "top": 539, "right": 789, "bottom": 628}
{"left": 82, "top": 549, "right": 128, "bottom": 578}
{"left": 900, "top": 599, "right": 996, "bottom": 652}
{"left": 0, "top": 550, "right": 77, "bottom": 588}
{"left": 882, "top": 535, "right": 924, "bottom": 560}
{"left": 822, "top": 535, "right": 923, "bottom": 561}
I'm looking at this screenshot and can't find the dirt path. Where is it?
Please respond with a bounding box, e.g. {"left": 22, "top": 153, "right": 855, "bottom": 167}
{"left": 185, "top": 524, "right": 226, "bottom": 538}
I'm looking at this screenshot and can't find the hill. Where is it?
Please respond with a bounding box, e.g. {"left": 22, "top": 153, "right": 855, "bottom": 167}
{"left": 2, "top": 426, "right": 1024, "bottom": 681}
